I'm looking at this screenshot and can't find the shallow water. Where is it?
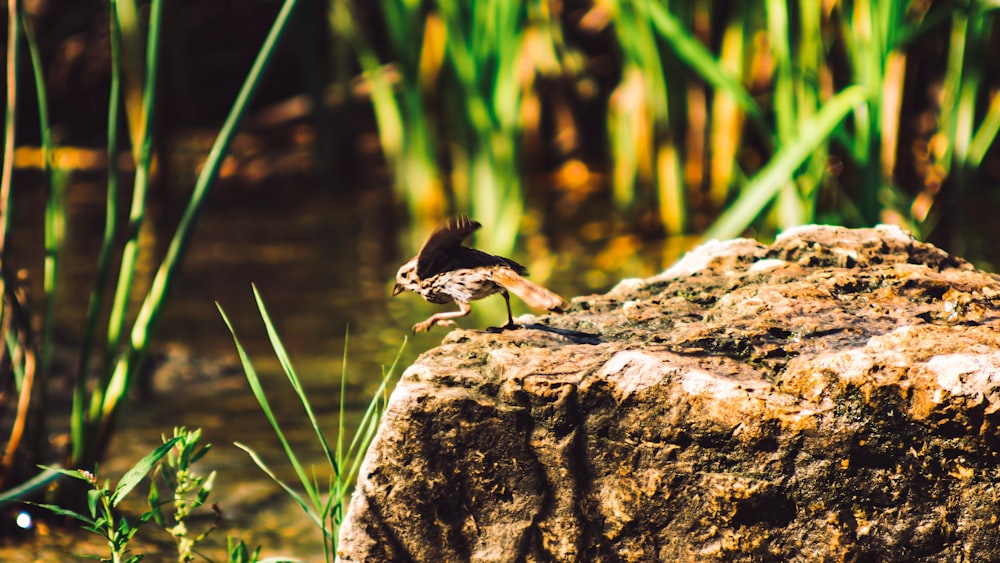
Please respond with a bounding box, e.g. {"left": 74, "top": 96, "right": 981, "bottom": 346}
{"left": 1, "top": 171, "right": 685, "bottom": 560}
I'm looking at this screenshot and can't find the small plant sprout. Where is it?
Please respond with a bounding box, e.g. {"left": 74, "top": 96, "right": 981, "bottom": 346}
{"left": 28, "top": 437, "right": 182, "bottom": 563}
{"left": 148, "top": 427, "right": 218, "bottom": 562}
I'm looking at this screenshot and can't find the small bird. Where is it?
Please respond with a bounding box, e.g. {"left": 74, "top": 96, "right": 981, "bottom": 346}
{"left": 392, "top": 216, "right": 565, "bottom": 333}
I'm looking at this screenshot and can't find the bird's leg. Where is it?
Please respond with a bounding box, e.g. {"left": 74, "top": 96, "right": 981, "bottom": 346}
{"left": 413, "top": 301, "right": 472, "bottom": 333}
{"left": 500, "top": 290, "right": 519, "bottom": 330}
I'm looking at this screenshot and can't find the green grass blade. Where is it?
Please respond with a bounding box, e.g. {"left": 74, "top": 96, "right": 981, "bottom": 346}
{"left": 250, "top": 284, "right": 337, "bottom": 483}
{"left": 765, "top": 0, "right": 794, "bottom": 142}
{"left": 223, "top": 287, "right": 406, "bottom": 556}
{"left": 84, "top": 0, "right": 167, "bottom": 467}
{"left": 113, "top": 0, "right": 150, "bottom": 160}
{"left": 124, "top": 0, "right": 301, "bottom": 347}
{"left": 97, "top": 0, "right": 303, "bottom": 447}
{"left": 336, "top": 327, "right": 349, "bottom": 483}
{"left": 0, "top": 466, "right": 62, "bottom": 506}
{"left": 73, "top": 5, "right": 123, "bottom": 462}
{"left": 342, "top": 412, "right": 381, "bottom": 497}
{"left": 0, "top": 0, "right": 18, "bottom": 246}
{"left": 89, "top": 0, "right": 166, "bottom": 433}
{"left": 329, "top": 1, "right": 404, "bottom": 158}
{"left": 708, "top": 9, "right": 749, "bottom": 206}
{"left": 951, "top": 4, "right": 989, "bottom": 168}
{"left": 645, "top": 0, "right": 767, "bottom": 131}
{"left": 217, "top": 301, "right": 321, "bottom": 507}
{"left": 234, "top": 442, "right": 323, "bottom": 531}
{"left": 968, "top": 88, "right": 1000, "bottom": 167}
{"left": 22, "top": 12, "right": 62, "bottom": 386}
{"left": 104, "top": 0, "right": 165, "bottom": 358}
{"left": 703, "top": 85, "right": 869, "bottom": 240}
{"left": 341, "top": 341, "right": 406, "bottom": 489}
{"left": 3, "top": 331, "right": 25, "bottom": 391}
{"left": 935, "top": 10, "right": 968, "bottom": 174}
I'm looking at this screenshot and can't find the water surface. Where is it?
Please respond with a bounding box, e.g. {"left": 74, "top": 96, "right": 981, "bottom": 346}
{"left": 3, "top": 171, "right": 682, "bottom": 559}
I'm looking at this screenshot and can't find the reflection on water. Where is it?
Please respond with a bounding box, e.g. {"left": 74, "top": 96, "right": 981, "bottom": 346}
{"left": 2, "top": 172, "right": 686, "bottom": 559}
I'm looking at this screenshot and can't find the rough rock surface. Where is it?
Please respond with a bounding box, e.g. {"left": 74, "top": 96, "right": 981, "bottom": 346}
{"left": 338, "top": 225, "right": 1000, "bottom": 562}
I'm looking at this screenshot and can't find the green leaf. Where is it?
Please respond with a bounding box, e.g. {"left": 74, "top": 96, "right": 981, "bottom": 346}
{"left": 23, "top": 502, "right": 94, "bottom": 525}
{"left": 196, "top": 470, "right": 217, "bottom": 506}
{"left": 0, "top": 467, "right": 64, "bottom": 505}
{"left": 190, "top": 443, "right": 212, "bottom": 465}
{"left": 87, "top": 488, "right": 102, "bottom": 519}
{"left": 34, "top": 465, "right": 93, "bottom": 484}
{"left": 112, "top": 436, "right": 182, "bottom": 506}
{"left": 159, "top": 461, "right": 178, "bottom": 490}
{"left": 139, "top": 509, "right": 159, "bottom": 525}
{"left": 147, "top": 478, "right": 166, "bottom": 527}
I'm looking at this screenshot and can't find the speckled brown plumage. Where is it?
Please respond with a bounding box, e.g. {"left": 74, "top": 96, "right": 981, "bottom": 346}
{"left": 392, "top": 217, "right": 564, "bottom": 333}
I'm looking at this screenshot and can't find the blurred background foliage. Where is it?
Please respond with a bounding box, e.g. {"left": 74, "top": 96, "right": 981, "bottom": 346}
{"left": 8, "top": 0, "right": 1000, "bottom": 258}
{"left": 0, "top": 0, "right": 999, "bottom": 543}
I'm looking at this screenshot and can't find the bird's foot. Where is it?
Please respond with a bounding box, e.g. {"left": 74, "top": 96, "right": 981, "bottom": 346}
{"left": 412, "top": 318, "right": 456, "bottom": 334}
{"left": 486, "top": 322, "right": 522, "bottom": 333}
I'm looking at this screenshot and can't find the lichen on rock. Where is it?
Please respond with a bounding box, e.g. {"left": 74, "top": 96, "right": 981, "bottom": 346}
{"left": 338, "top": 225, "right": 1000, "bottom": 562}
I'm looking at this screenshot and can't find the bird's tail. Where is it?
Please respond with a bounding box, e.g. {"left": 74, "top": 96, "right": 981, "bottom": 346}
{"left": 491, "top": 267, "right": 566, "bottom": 312}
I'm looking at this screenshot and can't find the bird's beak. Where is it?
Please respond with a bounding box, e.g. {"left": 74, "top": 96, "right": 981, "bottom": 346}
{"left": 392, "top": 283, "right": 404, "bottom": 297}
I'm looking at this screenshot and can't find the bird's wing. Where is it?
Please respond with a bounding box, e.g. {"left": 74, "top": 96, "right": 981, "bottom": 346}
{"left": 416, "top": 216, "right": 480, "bottom": 278}
{"left": 416, "top": 216, "right": 530, "bottom": 278}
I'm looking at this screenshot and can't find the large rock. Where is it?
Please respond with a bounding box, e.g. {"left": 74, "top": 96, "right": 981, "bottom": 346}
{"left": 338, "top": 225, "right": 1000, "bottom": 562}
